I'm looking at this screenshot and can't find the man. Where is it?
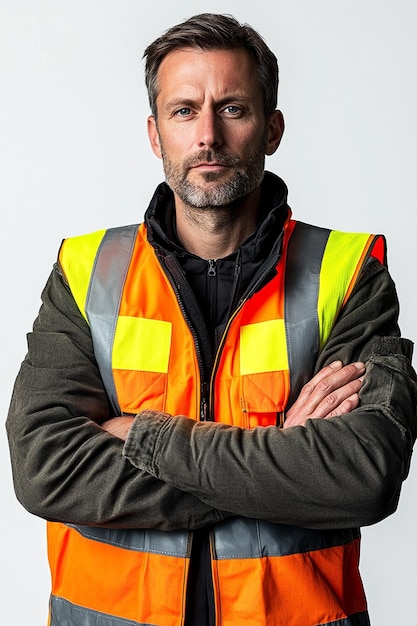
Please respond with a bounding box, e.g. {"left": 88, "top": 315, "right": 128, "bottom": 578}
{"left": 6, "top": 12, "right": 417, "bottom": 626}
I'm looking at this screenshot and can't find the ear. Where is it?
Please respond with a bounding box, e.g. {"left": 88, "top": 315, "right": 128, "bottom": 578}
{"left": 265, "top": 110, "right": 285, "bottom": 156}
{"left": 147, "top": 116, "right": 163, "bottom": 159}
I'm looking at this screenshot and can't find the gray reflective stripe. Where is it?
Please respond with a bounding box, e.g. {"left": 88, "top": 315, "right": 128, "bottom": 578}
{"left": 69, "top": 524, "right": 190, "bottom": 557}
{"left": 212, "top": 517, "right": 360, "bottom": 559}
{"left": 85, "top": 225, "right": 139, "bottom": 415}
{"left": 50, "top": 595, "right": 155, "bottom": 626}
{"left": 324, "top": 614, "right": 370, "bottom": 626}
{"left": 285, "top": 221, "right": 330, "bottom": 408}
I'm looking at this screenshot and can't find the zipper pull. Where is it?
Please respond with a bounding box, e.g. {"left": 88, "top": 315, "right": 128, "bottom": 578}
{"left": 200, "top": 397, "right": 208, "bottom": 421}
{"left": 207, "top": 259, "right": 216, "bottom": 277}
{"left": 200, "top": 382, "right": 209, "bottom": 421}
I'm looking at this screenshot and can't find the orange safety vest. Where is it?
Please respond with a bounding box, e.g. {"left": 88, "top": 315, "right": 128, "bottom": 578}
{"left": 49, "top": 218, "right": 385, "bottom": 626}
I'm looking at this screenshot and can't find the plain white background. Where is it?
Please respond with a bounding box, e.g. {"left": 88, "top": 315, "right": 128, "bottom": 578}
{"left": 1, "top": 1, "right": 416, "bottom": 623}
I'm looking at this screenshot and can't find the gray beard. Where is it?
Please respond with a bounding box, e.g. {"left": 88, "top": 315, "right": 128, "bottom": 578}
{"left": 160, "top": 137, "right": 267, "bottom": 209}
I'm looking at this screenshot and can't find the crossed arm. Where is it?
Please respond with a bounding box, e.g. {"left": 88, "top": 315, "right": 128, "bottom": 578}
{"left": 102, "top": 359, "right": 366, "bottom": 439}
{"left": 6, "top": 260, "right": 417, "bottom": 531}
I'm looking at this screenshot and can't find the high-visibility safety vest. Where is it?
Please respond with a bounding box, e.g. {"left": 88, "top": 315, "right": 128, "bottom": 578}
{"left": 50, "top": 218, "right": 385, "bottom": 626}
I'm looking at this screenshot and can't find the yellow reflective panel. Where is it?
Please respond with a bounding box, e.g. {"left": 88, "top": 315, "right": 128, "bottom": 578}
{"left": 113, "top": 317, "right": 172, "bottom": 372}
{"left": 59, "top": 229, "right": 106, "bottom": 321}
{"left": 318, "top": 230, "right": 371, "bottom": 348}
{"left": 240, "top": 319, "right": 288, "bottom": 375}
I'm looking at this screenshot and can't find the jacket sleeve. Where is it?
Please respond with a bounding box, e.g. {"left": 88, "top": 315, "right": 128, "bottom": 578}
{"left": 6, "top": 265, "right": 227, "bottom": 531}
{"left": 123, "top": 259, "right": 417, "bottom": 529}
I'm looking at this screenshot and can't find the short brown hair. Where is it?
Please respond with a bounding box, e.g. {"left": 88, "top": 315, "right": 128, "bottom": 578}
{"left": 144, "top": 13, "right": 279, "bottom": 118}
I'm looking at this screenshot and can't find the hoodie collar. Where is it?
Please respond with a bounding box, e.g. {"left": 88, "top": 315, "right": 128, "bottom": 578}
{"left": 144, "top": 171, "right": 291, "bottom": 260}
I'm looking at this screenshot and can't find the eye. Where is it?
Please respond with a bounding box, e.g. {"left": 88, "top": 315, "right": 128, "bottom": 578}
{"left": 174, "top": 107, "right": 192, "bottom": 117}
{"left": 222, "top": 105, "right": 243, "bottom": 116}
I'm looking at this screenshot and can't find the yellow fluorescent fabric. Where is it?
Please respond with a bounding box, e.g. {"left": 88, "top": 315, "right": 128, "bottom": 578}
{"left": 240, "top": 320, "right": 288, "bottom": 375}
{"left": 113, "top": 317, "right": 172, "bottom": 372}
{"left": 318, "top": 231, "right": 371, "bottom": 347}
{"left": 59, "top": 229, "right": 106, "bottom": 321}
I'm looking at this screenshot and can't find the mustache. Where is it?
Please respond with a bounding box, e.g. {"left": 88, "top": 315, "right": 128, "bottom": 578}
{"left": 185, "top": 150, "right": 241, "bottom": 168}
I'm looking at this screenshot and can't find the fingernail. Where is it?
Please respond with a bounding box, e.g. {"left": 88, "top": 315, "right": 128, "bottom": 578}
{"left": 354, "top": 361, "right": 366, "bottom": 370}
{"left": 329, "top": 360, "right": 343, "bottom": 369}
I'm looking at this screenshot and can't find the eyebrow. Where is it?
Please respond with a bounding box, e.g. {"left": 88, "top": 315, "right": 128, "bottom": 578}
{"left": 162, "top": 95, "right": 252, "bottom": 112}
{"left": 163, "top": 98, "right": 198, "bottom": 110}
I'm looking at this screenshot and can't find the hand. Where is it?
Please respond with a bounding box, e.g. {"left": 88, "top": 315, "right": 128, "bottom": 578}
{"left": 101, "top": 416, "right": 135, "bottom": 440}
{"left": 283, "top": 360, "right": 365, "bottom": 429}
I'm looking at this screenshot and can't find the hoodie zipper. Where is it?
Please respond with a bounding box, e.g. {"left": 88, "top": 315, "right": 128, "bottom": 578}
{"left": 207, "top": 259, "right": 217, "bottom": 353}
{"left": 207, "top": 259, "right": 216, "bottom": 277}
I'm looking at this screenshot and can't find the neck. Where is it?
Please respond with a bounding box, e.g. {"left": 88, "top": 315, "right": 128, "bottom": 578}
{"left": 174, "top": 188, "right": 261, "bottom": 259}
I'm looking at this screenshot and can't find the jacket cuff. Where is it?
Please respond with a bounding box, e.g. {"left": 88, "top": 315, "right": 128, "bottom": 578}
{"left": 369, "top": 336, "right": 413, "bottom": 359}
{"left": 123, "top": 410, "right": 173, "bottom": 477}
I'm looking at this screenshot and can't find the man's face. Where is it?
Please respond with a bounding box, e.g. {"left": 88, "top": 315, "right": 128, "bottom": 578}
{"left": 147, "top": 47, "right": 283, "bottom": 209}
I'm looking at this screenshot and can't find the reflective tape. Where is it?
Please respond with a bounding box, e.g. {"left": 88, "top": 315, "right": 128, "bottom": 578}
{"left": 284, "top": 222, "right": 329, "bottom": 406}
{"left": 318, "top": 230, "right": 373, "bottom": 347}
{"left": 324, "top": 614, "right": 370, "bottom": 626}
{"left": 69, "top": 524, "right": 191, "bottom": 557}
{"left": 50, "top": 595, "right": 155, "bottom": 626}
{"left": 85, "top": 225, "right": 139, "bottom": 414}
{"left": 212, "top": 517, "right": 360, "bottom": 559}
{"left": 59, "top": 229, "right": 107, "bottom": 321}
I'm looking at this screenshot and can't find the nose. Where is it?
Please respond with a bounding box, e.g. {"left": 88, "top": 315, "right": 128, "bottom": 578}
{"left": 196, "top": 109, "right": 223, "bottom": 149}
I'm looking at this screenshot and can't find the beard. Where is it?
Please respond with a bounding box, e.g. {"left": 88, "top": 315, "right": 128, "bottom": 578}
{"left": 160, "top": 132, "right": 268, "bottom": 209}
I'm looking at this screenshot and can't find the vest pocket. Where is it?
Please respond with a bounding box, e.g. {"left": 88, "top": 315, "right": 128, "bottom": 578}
{"left": 240, "top": 370, "right": 290, "bottom": 428}
{"left": 236, "top": 320, "right": 290, "bottom": 427}
{"left": 111, "top": 317, "right": 172, "bottom": 413}
{"left": 113, "top": 369, "right": 167, "bottom": 413}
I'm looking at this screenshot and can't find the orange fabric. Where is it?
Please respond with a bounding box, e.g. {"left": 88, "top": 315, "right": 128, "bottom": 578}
{"left": 213, "top": 539, "right": 366, "bottom": 626}
{"left": 116, "top": 227, "right": 201, "bottom": 419}
{"left": 48, "top": 523, "right": 189, "bottom": 626}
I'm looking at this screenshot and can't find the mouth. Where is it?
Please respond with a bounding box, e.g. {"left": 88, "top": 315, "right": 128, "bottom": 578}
{"left": 191, "top": 162, "right": 232, "bottom": 173}
{"left": 188, "top": 150, "right": 240, "bottom": 169}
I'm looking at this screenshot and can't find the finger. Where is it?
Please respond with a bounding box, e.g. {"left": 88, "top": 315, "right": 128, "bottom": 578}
{"left": 325, "top": 392, "right": 360, "bottom": 418}
{"left": 295, "top": 362, "right": 365, "bottom": 416}
{"left": 283, "top": 387, "right": 361, "bottom": 428}
{"left": 292, "top": 360, "right": 344, "bottom": 410}
{"left": 305, "top": 360, "right": 344, "bottom": 388}
{"left": 310, "top": 378, "right": 362, "bottom": 418}
{"left": 316, "top": 362, "right": 365, "bottom": 389}
{"left": 284, "top": 361, "right": 366, "bottom": 428}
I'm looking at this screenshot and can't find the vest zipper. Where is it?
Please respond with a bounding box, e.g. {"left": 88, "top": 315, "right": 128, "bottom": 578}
{"left": 200, "top": 383, "right": 209, "bottom": 421}
{"left": 160, "top": 253, "right": 212, "bottom": 422}
{"left": 208, "top": 255, "right": 279, "bottom": 422}
{"left": 161, "top": 253, "right": 215, "bottom": 623}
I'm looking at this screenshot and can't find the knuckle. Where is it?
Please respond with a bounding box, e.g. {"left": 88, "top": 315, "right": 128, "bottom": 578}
{"left": 343, "top": 364, "right": 357, "bottom": 378}
{"left": 317, "top": 378, "right": 331, "bottom": 392}
{"left": 300, "top": 382, "right": 315, "bottom": 396}
{"left": 324, "top": 393, "right": 337, "bottom": 406}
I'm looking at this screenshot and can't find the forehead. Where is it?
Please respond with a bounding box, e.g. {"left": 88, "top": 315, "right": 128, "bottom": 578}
{"left": 155, "top": 47, "right": 263, "bottom": 106}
